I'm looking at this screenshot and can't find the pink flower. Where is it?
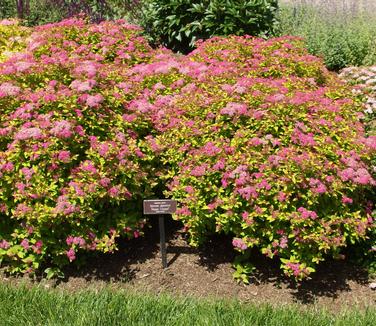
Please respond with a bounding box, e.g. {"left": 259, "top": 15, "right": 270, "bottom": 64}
{"left": 342, "top": 196, "right": 353, "bottom": 204}
{"left": 286, "top": 262, "right": 302, "bottom": 277}
{"left": 249, "top": 137, "right": 264, "bottom": 146}
{"left": 14, "top": 203, "right": 31, "bottom": 216}
{"left": 242, "top": 211, "right": 249, "bottom": 220}
{"left": 15, "top": 182, "right": 26, "bottom": 192}
{"left": 66, "top": 248, "right": 76, "bottom": 262}
{"left": 75, "top": 125, "right": 85, "bottom": 136}
{"left": 220, "top": 102, "right": 248, "bottom": 116}
{"left": 297, "top": 207, "right": 318, "bottom": 220}
{"left": 279, "top": 236, "right": 288, "bottom": 249}
{"left": 232, "top": 238, "right": 247, "bottom": 251}
{"left": 0, "top": 82, "right": 20, "bottom": 96}
{"left": 98, "top": 143, "right": 109, "bottom": 156}
{"left": 254, "top": 206, "right": 263, "bottom": 214}
{"left": 1, "top": 162, "right": 14, "bottom": 172}
{"left": 15, "top": 61, "right": 33, "bottom": 73}
{"left": 99, "top": 177, "right": 111, "bottom": 187}
{"left": 31, "top": 240, "right": 43, "bottom": 254}
{"left": 20, "top": 239, "right": 30, "bottom": 250}
{"left": 72, "top": 237, "right": 85, "bottom": 247}
{"left": 213, "top": 159, "right": 225, "bottom": 171}
{"left": 175, "top": 206, "right": 192, "bottom": 216}
{"left": 15, "top": 127, "right": 43, "bottom": 140}
{"left": 51, "top": 120, "right": 72, "bottom": 138}
{"left": 253, "top": 110, "right": 265, "bottom": 120}
{"left": 237, "top": 186, "right": 258, "bottom": 200}
{"left": 81, "top": 160, "right": 97, "bottom": 174}
{"left": 202, "top": 142, "right": 221, "bottom": 156}
{"left": 70, "top": 79, "right": 96, "bottom": 92}
{"left": 353, "top": 168, "right": 373, "bottom": 185}
{"left": 57, "top": 150, "right": 71, "bottom": 162}
{"left": 68, "top": 182, "right": 85, "bottom": 197}
{"left": 135, "top": 148, "right": 145, "bottom": 158}
{"left": 74, "top": 61, "right": 97, "bottom": 78}
{"left": 309, "top": 178, "right": 327, "bottom": 194}
{"left": 363, "top": 136, "right": 376, "bottom": 150}
{"left": 0, "top": 19, "right": 17, "bottom": 26}
{"left": 108, "top": 186, "right": 120, "bottom": 197}
{"left": 0, "top": 240, "right": 10, "bottom": 249}
{"left": 277, "top": 192, "right": 287, "bottom": 202}
{"left": 122, "top": 114, "right": 137, "bottom": 122}
{"left": 291, "top": 128, "right": 316, "bottom": 146}
{"left": 66, "top": 236, "right": 74, "bottom": 246}
{"left": 266, "top": 93, "right": 285, "bottom": 103}
{"left": 86, "top": 94, "right": 104, "bottom": 107}
{"left": 339, "top": 168, "right": 355, "bottom": 181}
{"left": 191, "top": 165, "right": 206, "bottom": 177}
{"left": 185, "top": 186, "right": 195, "bottom": 194}
{"left": 257, "top": 179, "right": 271, "bottom": 190}
{"left": 55, "top": 196, "right": 77, "bottom": 215}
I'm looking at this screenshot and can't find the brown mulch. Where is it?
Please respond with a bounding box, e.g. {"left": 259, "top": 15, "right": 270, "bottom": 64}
{"left": 1, "top": 217, "right": 375, "bottom": 312}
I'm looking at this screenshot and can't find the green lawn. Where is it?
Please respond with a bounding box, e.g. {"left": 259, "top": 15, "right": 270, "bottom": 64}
{"left": 0, "top": 282, "right": 374, "bottom": 326}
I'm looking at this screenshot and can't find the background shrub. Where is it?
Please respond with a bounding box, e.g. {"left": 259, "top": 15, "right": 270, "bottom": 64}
{"left": 140, "top": 0, "right": 279, "bottom": 53}
{"left": 0, "top": 0, "right": 143, "bottom": 26}
{"left": 277, "top": 1, "right": 376, "bottom": 71}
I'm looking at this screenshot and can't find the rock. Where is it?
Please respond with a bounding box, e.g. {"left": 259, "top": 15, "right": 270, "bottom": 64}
{"left": 369, "top": 282, "right": 376, "bottom": 290}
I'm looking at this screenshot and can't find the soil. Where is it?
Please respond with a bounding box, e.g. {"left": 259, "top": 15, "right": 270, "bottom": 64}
{"left": 1, "top": 217, "right": 375, "bottom": 312}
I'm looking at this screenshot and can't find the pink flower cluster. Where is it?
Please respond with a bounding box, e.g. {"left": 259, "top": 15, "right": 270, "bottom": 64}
{"left": 232, "top": 238, "right": 248, "bottom": 251}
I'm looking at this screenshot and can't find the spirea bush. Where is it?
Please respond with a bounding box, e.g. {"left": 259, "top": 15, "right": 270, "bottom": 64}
{"left": 0, "top": 18, "right": 374, "bottom": 280}
{"left": 120, "top": 35, "right": 375, "bottom": 280}
{"left": 0, "top": 17, "right": 164, "bottom": 275}
{"left": 338, "top": 65, "right": 376, "bottom": 273}
{"left": 0, "top": 19, "right": 29, "bottom": 62}
{"left": 141, "top": 0, "right": 279, "bottom": 53}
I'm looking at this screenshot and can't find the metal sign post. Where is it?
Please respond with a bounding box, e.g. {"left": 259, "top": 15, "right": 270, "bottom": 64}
{"left": 143, "top": 199, "right": 177, "bottom": 269}
{"left": 158, "top": 214, "right": 167, "bottom": 269}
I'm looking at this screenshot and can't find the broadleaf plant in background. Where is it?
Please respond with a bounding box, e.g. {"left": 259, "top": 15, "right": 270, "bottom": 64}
{"left": 140, "top": 0, "right": 279, "bottom": 53}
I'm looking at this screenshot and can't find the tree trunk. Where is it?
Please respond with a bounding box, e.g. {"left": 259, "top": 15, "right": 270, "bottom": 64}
{"left": 16, "top": 0, "right": 30, "bottom": 19}
{"left": 24, "top": 0, "right": 30, "bottom": 17}
{"left": 16, "top": 0, "right": 24, "bottom": 19}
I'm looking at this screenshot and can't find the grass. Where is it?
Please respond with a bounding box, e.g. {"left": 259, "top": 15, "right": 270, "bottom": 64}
{"left": 277, "top": 0, "right": 376, "bottom": 70}
{"left": 0, "top": 282, "right": 375, "bottom": 326}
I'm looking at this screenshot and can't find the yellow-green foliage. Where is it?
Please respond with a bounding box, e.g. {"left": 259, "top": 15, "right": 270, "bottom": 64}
{"left": 0, "top": 19, "right": 30, "bottom": 62}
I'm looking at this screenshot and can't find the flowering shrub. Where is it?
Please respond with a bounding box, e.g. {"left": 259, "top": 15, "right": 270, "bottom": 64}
{"left": 338, "top": 66, "right": 376, "bottom": 273}
{"left": 0, "top": 18, "right": 374, "bottom": 280}
{"left": 122, "top": 35, "right": 375, "bottom": 280}
{"left": 0, "top": 19, "right": 30, "bottom": 62}
{"left": 339, "top": 66, "right": 376, "bottom": 136}
{"left": 0, "top": 18, "right": 161, "bottom": 275}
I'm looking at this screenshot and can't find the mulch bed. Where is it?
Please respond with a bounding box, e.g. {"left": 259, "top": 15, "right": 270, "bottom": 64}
{"left": 2, "top": 217, "right": 374, "bottom": 312}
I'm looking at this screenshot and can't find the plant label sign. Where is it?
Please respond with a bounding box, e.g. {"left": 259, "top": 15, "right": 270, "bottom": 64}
{"left": 143, "top": 199, "right": 177, "bottom": 215}
{"left": 143, "top": 199, "right": 177, "bottom": 269}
